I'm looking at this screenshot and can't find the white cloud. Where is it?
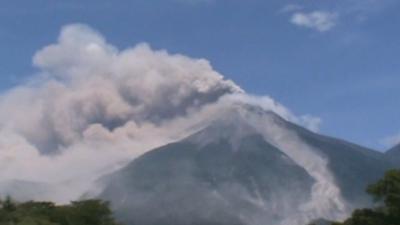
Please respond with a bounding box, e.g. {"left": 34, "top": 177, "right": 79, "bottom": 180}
{"left": 290, "top": 11, "right": 338, "bottom": 32}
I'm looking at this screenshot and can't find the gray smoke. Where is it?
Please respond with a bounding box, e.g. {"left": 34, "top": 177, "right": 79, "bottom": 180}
{"left": 0, "top": 23, "right": 242, "bottom": 202}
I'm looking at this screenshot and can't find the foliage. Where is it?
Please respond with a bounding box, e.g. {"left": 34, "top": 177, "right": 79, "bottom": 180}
{"left": 0, "top": 198, "right": 121, "bottom": 225}
{"left": 333, "top": 169, "right": 400, "bottom": 225}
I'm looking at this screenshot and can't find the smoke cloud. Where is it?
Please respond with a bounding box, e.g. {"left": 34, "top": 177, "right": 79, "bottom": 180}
{"left": 0, "top": 24, "right": 344, "bottom": 224}
{"left": 0, "top": 23, "right": 243, "bottom": 201}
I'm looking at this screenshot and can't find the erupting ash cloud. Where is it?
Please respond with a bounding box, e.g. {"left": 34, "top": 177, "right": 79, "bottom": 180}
{"left": 0, "top": 24, "right": 241, "bottom": 202}
{"left": 0, "top": 24, "right": 346, "bottom": 224}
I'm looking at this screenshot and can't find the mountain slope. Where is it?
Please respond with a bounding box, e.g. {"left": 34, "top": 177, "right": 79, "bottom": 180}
{"left": 226, "top": 104, "right": 392, "bottom": 207}
{"left": 100, "top": 119, "right": 314, "bottom": 225}
{"left": 276, "top": 113, "right": 391, "bottom": 207}
{"left": 98, "top": 104, "right": 393, "bottom": 225}
{"left": 385, "top": 144, "right": 400, "bottom": 164}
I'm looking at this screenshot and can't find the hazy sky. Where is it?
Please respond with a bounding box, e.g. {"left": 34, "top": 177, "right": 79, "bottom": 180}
{"left": 1, "top": 0, "right": 399, "bottom": 150}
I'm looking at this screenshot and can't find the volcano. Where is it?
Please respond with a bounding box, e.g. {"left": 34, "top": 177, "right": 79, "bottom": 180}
{"left": 99, "top": 104, "right": 393, "bottom": 225}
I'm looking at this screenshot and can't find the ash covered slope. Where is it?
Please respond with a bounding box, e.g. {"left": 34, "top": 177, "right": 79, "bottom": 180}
{"left": 99, "top": 104, "right": 391, "bottom": 225}
{"left": 268, "top": 111, "right": 391, "bottom": 207}
{"left": 100, "top": 110, "right": 314, "bottom": 225}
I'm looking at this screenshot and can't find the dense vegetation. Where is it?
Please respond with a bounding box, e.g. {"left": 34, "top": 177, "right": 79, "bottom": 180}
{"left": 332, "top": 169, "right": 400, "bottom": 225}
{"left": 0, "top": 198, "right": 121, "bottom": 225}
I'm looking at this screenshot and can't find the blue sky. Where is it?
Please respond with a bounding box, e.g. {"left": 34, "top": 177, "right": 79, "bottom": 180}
{"left": 0, "top": 0, "right": 399, "bottom": 150}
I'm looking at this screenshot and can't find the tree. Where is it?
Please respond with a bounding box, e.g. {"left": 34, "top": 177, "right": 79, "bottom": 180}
{"left": 367, "top": 169, "right": 400, "bottom": 218}
{"left": 333, "top": 169, "right": 400, "bottom": 225}
{"left": 58, "top": 200, "right": 118, "bottom": 225}
{"left": 2, "top": 196, "right": 16, "bottom": 212}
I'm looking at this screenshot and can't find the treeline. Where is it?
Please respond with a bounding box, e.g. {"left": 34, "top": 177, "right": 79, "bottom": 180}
{"left": 0, "top": 198, "right": 121, "bottom": 225}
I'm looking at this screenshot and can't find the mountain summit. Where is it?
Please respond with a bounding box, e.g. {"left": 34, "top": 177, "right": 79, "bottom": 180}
{"left": 99, "top": 103, "right": 393, "bottom": 225}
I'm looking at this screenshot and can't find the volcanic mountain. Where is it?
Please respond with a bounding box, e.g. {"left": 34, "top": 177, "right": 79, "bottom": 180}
{"left": 99, "top": 104, "right": 393, "bottom": 225}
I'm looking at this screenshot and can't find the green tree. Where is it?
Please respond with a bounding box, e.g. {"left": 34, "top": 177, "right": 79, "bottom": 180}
{"left": 333, "top": 169, "right": 400, "bottom": 225}
{"left": 2, "top": 196, "right": 17, "bottom": 212}
{"left": 367, "top": 169, "right": 400, "bottom": 218}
